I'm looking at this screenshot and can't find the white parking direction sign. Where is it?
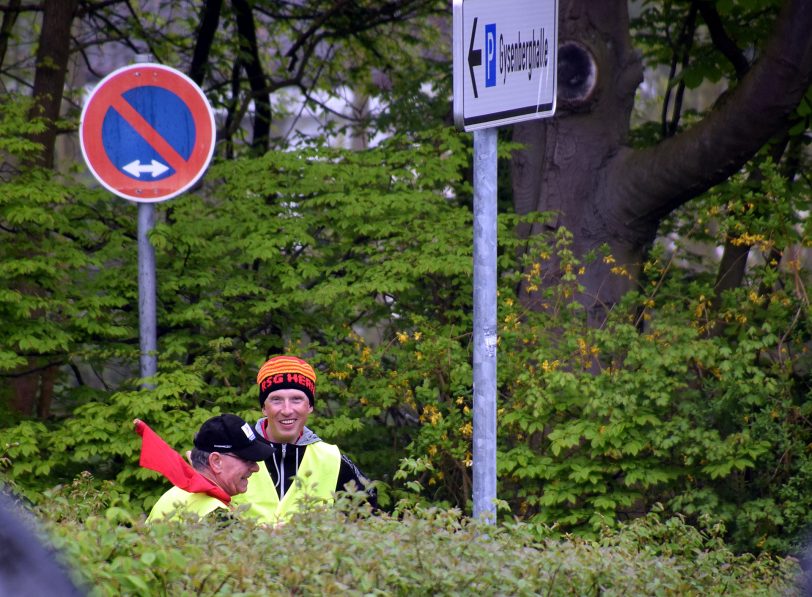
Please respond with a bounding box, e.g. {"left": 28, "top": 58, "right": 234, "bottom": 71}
{"left": 453, "top": 0, "right": 558, "bottom": 131}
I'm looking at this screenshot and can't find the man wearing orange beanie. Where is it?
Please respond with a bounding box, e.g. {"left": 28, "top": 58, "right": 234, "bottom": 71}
{"left": 233, "top": 355, "right": 377, "bottom": 523}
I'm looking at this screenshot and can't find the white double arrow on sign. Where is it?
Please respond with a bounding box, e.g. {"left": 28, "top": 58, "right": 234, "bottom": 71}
{"left": 123, "top": 159, "right": 169, "bottom": 178}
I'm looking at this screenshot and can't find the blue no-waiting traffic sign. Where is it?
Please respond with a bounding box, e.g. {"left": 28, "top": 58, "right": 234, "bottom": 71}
{"left": 80, "top": 63, "right": 215, "bottom": 202}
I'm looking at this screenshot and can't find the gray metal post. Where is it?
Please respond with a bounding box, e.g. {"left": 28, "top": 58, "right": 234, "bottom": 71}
{"left": 138, "top": 202, "right": 157, "bottom": 387}
{"left": 134, "top": 53, "right": 157, "bottom": 389}
{"left": 472, "top": 127, "right": 498, "bottom": 522}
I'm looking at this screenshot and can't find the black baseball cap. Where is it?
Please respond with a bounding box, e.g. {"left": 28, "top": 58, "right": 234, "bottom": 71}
{"left": 193, "top": 414, "right": 274, "bottom": 461}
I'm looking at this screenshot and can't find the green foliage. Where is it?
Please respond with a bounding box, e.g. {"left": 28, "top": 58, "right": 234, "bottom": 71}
{"left": 486, "top": 190, "right": 812, "bottom": 553}
{"left": 30, "top": 481, "right": 800, "bottom": 596}
{"left": 3, "top": 52, "right": 812, "bottom": 559}
{"left": 0, "top": 94, "right": 139, "bottom": 422}
{"left": 0, "top": 117, "right": 475, "bottom": 512}
{"left": 630, "top": 0, "right": 799, "bottom": 143}
{"left": 633, "top": 0, "right": 782, "bottom": 82}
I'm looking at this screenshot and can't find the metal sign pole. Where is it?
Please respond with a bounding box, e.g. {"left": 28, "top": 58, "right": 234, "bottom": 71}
{"left": 472, "top": 127, "right": 498, "bottom": 523}
{"left": 138, "top": 202, "right": 157, "bottom": 387}
{"left": 80, "top": 54, "right": 215, "bottom": 390}
{"left": 134, "top": 53, "right": 157, "bottom": 389}
{"left": 454, "top": 0, "right": 557, "bottom": 525}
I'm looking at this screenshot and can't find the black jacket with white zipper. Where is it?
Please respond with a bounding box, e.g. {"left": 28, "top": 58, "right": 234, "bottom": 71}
{"left": 254, "top": 419, "right": 378, "bottom": 509}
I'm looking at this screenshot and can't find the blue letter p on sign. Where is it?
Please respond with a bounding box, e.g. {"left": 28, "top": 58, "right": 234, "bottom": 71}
{"left": 485, "top": 23, "right": 496, "bottom": 88}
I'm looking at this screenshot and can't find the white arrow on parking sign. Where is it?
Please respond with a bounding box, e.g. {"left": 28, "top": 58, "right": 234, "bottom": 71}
{"left": 122, "top": 159, "right": 169, "bottom": 178}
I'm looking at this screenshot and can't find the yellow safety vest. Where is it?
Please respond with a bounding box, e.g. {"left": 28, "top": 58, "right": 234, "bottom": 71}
{"left": 233, "top": 441, "right": 341, "bottom": 525}
{"left": 146, "top": 486, "right": 229, "bottom": 523}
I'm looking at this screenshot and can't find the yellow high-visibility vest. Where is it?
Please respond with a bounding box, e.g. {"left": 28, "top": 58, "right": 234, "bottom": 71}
{"left": 146, "top": 486, "right": 228, "bottom": 523}
{"left": 233, "top": 441, "right": 341, "bottom": 525}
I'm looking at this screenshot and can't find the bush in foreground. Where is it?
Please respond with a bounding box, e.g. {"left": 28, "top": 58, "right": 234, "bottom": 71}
{"left": 27, "top": 487, "right": 801, "bottom": 596}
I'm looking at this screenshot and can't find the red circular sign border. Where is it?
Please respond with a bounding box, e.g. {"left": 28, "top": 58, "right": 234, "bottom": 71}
{"left": 80, "top": 63, "right": 215, "bottom": 203}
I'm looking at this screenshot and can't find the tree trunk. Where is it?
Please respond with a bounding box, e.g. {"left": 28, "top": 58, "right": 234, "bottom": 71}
{"left": 28, "top": 0, "right": 77, "bottom": 169}
{"left": 9, "top": 0, "right": 77, "bottom": 418}
{"left": 512, "top": 0, "right": 812, "bottom": 327}
{"left": 512, "top": 1, "right": 643, "bottom": 327}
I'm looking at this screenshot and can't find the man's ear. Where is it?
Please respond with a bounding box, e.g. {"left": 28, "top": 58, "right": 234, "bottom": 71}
{"left": 208, "top": 452, "right": 223, "bottom": 473}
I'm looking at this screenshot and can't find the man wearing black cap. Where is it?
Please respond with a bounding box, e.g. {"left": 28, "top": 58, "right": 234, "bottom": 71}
{"left": 140, "top": 413, "right": 275, "bottom": 522}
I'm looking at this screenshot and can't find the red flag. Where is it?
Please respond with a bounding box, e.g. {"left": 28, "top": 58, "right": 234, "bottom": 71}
{"left": 134, "top": 419, "right": 231, "bottom": 505}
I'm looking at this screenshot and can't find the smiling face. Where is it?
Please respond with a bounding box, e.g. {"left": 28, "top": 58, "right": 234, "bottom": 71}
{"left": 210, "top": 452, "right": 260, "bottom": 496}
{"left": 261, "top": 388, "right": 313, "bottom": 444}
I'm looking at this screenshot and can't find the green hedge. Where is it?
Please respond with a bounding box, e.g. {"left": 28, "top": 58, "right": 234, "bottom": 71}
{"left": 30, "top": 482, "right": 801, "bottom": 596}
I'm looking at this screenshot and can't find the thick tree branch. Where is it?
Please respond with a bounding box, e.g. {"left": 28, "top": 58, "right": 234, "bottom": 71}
{"left": 222, "top": 57, "right": 242, "bottom": 159}
{"left": 0, "top": 0, "right": 20, "bottom": 70}
{"left": 0, "top": 2, "right": 41, "bottom": 10}
{"left": 662, "top": 3, "right": 697, "bottom": 138}
{"left": 189, "top": 0, "right": 222, "bottom": 86}
{"left": 696, "top": 0, "right": 749, "bottom": 79}
{"left": 610, "top": 0, "right": 812, "bottom": 233}
{"left": 76, "top": 0, "right": 126, "bottom": 17}
{"left": 232, "top": 0, "right": 270, "bottom": 155}
{"left": 695, "top": 0, "right": 757, "bottom": 322}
